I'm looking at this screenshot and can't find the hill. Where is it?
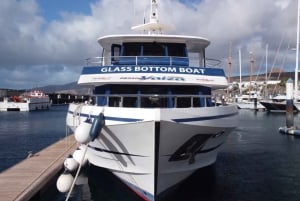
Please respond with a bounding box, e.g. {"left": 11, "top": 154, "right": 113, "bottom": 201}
{"left": 36, "top": 82, "right": 92, "bottom": 95}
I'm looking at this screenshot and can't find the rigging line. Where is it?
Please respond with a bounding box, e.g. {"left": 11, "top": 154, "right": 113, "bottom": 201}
{"left": 272, "top": 39, "right": 291, "bottom": 94}
{"left": 267, "top": 32, "right": 286, "bottom": 82}
{"left": 254, "top": 53, "right": 265, "bottom": 82}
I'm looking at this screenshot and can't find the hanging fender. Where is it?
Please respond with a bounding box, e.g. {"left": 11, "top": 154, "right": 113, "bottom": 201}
{"left": 89, "top": 113, "right": 105, "bottom": 141}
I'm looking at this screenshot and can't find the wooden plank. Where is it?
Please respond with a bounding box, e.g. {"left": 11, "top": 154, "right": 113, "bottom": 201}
{"left": 0, "top": 135, "right": 78, "bottom": 201}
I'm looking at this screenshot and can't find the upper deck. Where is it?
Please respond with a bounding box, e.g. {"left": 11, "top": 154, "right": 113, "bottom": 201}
{"left": 78, "top": 34, "right": 228, "bottom": 89}
{"left": 98, "top": 34, "right": 210, "bottom": 51}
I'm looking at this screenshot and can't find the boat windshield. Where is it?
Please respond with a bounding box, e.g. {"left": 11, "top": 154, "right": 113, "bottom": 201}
{"left": 122, "top": 42, "right": 186, "bottom": 57}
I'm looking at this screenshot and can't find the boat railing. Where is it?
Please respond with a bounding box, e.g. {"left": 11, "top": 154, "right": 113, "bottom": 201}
{"left": 85, "top": 56, "right": 221, "bottom": 68}
{"left": 92, "top": 93, "right": 216, "bottom": 108}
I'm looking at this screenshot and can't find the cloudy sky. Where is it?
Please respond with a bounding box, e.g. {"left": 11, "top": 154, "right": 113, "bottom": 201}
{"left": 0, "top": 0, "right": 298, "bottom": 89}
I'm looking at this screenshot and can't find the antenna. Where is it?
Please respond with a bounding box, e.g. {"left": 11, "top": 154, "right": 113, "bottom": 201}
{"left": 131, "top": 0, "right": 174, "bottom": 34}
{"left": 150, "top": 0, "right": 159, "bottom": 24}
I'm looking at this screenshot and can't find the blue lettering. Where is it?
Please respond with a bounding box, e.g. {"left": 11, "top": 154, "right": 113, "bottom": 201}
{"left": 140, "top": 76, "right": 185, "bottom": 81}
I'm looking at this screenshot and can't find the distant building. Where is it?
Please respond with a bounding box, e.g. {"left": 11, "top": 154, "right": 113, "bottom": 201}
{"left": 0, "top": 89, "right": 26, "bottom": 98}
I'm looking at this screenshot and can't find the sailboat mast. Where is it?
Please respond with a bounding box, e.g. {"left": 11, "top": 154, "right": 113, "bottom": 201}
{"left": 265, "top": 44, "right": 268, "bottom": 83}
{"left": 265, "top": 44, "right": 268, "bottom": 98}
{"left": 227, "top": 43, "right": 232, "bottom": 84}
{"left": 239, "top": 49, "right": 242, "bottom": 86}
{"left": 249, "top": 52, "right": 254, "bottom": 93}
{"left": 295, "top": 0, "right": 300, "bottom": 98}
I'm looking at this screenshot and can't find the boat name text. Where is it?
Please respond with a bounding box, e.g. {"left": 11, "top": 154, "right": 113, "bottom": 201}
{"left": 99, "top": 66, "right": 205, "bottom": 74}
{"left": 140, "top": 76, "right": 185, "bottom": 81}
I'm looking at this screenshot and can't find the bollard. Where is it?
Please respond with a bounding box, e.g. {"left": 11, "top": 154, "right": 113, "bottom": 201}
{"left": 253, "top": 93, "right": 257, "bottom": 111}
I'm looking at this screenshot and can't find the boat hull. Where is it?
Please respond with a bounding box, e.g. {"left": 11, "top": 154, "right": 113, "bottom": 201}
{"left": 0, "top": 100, "right": 51, "bottom": 111}
{"left": 259, "top": 100, "right": 298, "bottom": 112}
{"left": 67, "top": 104, "right": 238, "bottom": 200}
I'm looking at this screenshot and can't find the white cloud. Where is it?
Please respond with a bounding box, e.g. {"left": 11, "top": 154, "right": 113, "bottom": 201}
{"left": 0, "top": 0, "right": 298, "bottom": 89}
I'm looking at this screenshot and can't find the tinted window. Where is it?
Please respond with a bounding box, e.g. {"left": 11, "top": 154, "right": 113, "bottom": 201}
{"left": 143, "top": 43, "right": 166, "bottom": 56}
{"left": 167, "top": 43, "right": 186, "bottom": 57}
{"left": 123, "top": 43, "right": 141, "bottom": 56}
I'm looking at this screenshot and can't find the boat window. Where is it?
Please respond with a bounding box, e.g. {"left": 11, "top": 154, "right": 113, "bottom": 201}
{"left": 123, "top": 97, "right": 137, "bottom": 107}
{"left": 123, "top": 43, "right": 141, "bottom": 56}
{"left": 111, "top": 44, "right": 121, "bottom": 62}
{"left": 177, "top": 97, "right": 191, "bottom": 108}
{"left": 141, "top": 96, "right": 169, "bottom": 108}
{"left": 193, "top": 97, "right": 201, "bottom": 107}
{"left": 94, "top": 85, "right": 214, "bottom": 108}
{"left": 108, "top": 97, "right": 121, "bottom": 107}
{"left": 167, "top": 43, "right": 186, "bottom": 57}
{"left": 143, "top": 43, "right": 166, "bottom": 56}
{"left": 96, "top": 96, "right": 107, "bottom": 106}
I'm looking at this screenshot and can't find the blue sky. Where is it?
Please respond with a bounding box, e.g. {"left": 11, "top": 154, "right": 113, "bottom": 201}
{"left": 0, "top": 0, "right": 297, "bottom": 89}
{"left": 38, "top": 0, "right": 97, "bottom": 21}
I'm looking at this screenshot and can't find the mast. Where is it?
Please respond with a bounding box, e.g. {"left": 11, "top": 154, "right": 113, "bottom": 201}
{"left": 295, "top": 0, "right": 300, "bottom": 99}
{"left": 227, "top": 42, "right": 232, "bottom": 84}
{"left": 265, "top": 44, "right": 268, "bottom": 97}
{"left": 150, "top": 0, "right": 159, "bottom": 24}
{"left": 249, "top": 52, "right": 254, "bottom": 94}
{"left": 227, "top": 43, "right": 232, "bottom": 97}
{"left": 265, "top": 44, "right": 268, "bottom": 84}
{"left": 131, "top": 0, "right": 174, "bottom": 34}
{"left": 238, "top": 49, "right": 242, "bottom": 94}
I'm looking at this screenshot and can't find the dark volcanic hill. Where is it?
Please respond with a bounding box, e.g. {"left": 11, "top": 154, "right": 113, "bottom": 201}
{"left": 36, "top": 82, "right": 92, "bottom": 95}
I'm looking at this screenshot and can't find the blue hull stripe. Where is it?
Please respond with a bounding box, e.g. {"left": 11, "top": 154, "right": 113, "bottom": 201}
{"left": 172, "top": 112, "right": 238, "bottom": 123}
{"left": 69, "top": 111, "right": 237, "bottom": 123}
{"left": 68, "top": 111, "right": 143, "bottom": 122}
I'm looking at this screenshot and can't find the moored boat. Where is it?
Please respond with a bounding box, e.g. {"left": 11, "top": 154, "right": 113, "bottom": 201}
{"left": 0, "top": 90, "right": 51, "bottom": 111}
{"left": 259, "top": 94, "right": 298, "bottom": 112}
{"left": 62, "top": 1, "right": 238, "bottom": 200}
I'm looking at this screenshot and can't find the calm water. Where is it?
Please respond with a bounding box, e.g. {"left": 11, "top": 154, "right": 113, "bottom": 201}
{"left": 1, "top": 108, "right": 300, "bottom": 201}
{"left": 0, "top": 106, "right": 68, "bottom": 172}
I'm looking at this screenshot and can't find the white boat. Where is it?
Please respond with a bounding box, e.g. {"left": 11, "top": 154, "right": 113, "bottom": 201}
{"left": 234, "top": 91, "right": 265, "bottom": 110}
{"left": 0, "top": 90, "right": 51, "bottom": 111}
{"left": 64, "top": 1, "right": 238, "bottom": 200}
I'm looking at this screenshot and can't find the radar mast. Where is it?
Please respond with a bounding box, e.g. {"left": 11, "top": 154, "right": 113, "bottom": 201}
{"left": 131, "top": 0, "right": 174, "bottom": 34}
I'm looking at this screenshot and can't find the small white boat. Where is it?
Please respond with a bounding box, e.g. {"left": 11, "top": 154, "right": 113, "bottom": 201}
{"left": 62, "top": 1, "right": 238, "bottom": 200}
{"left": 0, "top": 90, "right": 51, "bottom": 111}
{"left": 234, "top": 91, "right": 265, "bottom": 110}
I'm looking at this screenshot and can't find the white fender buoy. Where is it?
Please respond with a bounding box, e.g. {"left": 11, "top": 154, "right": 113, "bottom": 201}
{"left": 73, "top": 148, "right": 88, "bottom": 166}
{"left": 74, "top": 118, "right": 92, "bottom": 144}
{"left": 56, "top": 171, "right": 74, "bottom": 193}
{"left": 64, "top": 155, "right": 79, "bottom": 172}
{"left": 89, "top": 113, "right": 105, "bottom": 141}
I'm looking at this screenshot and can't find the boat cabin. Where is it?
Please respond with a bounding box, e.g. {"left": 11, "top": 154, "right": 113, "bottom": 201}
{"left": 96, "top": 35, "right": 210, "bottom": 67}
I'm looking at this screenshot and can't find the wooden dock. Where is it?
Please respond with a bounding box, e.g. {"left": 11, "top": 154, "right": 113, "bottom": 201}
{"left": 0, "top": 134, "right": 78, "bottom": 201}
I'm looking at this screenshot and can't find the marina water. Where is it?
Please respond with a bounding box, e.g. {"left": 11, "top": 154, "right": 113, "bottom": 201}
{"left": 1, "top": 107, "right": 300, "bottom": 201}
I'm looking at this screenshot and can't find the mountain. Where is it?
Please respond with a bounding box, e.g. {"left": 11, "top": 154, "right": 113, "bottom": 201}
{"left": 37, "top": 82, "right": 92, "bottom": 95}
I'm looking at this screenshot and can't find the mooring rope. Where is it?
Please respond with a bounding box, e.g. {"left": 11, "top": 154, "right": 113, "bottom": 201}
{"left": 65, "top": 144, "right": 88, "bottom": 201}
